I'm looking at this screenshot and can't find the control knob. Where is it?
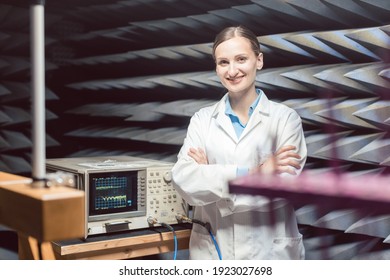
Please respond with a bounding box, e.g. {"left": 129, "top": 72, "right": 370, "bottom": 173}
{"left": 163, "top": 171, "right": 172, "bottom": 183}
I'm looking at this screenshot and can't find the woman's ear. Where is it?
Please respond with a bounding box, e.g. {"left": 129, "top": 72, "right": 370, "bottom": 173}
{"left": 257, "top": 53, "right": 263, "bottom": 70}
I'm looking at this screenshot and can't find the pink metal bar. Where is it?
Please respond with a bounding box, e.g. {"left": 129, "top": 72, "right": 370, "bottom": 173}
{"left": 229, "top": 171, "right": 390, "bottom": 212}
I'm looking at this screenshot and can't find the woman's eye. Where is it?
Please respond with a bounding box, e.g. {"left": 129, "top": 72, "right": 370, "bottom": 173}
{"left": 237, "top": 57, "right": 247, "bottom": 63}
{"left": 218, "top": 60, "right": 228, "bottom": 66}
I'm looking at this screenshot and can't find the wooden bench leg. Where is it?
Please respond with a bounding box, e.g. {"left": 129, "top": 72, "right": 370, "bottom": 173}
{"left": 18, "top": 233, "right": 55, "bottom": 260}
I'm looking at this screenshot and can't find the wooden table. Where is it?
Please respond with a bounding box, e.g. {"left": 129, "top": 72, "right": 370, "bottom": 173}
{"left": 51, "top": 224, "right": 192, "bottom": 260}
{"left": 0, "top": 171, "right": 85, "bottom": 259}
{"left": 1, "top": 171, "right": 191, "bottom": 260}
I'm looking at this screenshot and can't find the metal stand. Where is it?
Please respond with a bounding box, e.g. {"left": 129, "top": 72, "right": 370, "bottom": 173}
{"left": 30, "top": 0, "right": 46, "bottom": 187}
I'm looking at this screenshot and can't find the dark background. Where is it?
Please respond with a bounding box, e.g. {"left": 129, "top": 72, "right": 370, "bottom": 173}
{"left": 0, "top": 0, "right": 389, "bottom": 259}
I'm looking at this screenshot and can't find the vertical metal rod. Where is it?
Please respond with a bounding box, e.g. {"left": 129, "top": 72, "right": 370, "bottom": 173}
{"left": 31, "top": 1, "right": 46, "bottom": 184}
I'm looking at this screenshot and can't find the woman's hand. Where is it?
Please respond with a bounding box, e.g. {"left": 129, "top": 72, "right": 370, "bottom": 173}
{"left": 251, "top": 145, "right": 301, "bottom": 175}
{"left": 188, "top": 147, "right": 208, "bottom": 164}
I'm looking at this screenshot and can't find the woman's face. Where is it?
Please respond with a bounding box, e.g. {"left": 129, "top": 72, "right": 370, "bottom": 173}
{"left": 214, "top": 36, "right": 263, "bottom": 96}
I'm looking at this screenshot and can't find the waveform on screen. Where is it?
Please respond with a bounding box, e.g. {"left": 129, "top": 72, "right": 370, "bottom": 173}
{"left": 95, "top": 195, "right": 131, "bottom": 209}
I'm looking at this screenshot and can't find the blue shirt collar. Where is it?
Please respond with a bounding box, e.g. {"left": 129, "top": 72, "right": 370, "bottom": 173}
{"left": 225, "top": 88, "right": 262, "bottom": 118}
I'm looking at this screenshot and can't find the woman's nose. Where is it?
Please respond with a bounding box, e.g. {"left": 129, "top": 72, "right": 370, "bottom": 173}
{"left": 228, "top": 63, "right": 238, "bottom": 76}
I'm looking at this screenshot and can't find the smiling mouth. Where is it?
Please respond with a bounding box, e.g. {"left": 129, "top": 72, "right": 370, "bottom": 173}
{"left": 227, "top": 76, "right": 244, "bottom": 83}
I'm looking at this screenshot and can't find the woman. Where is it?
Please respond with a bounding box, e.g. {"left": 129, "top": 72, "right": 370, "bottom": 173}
{"left": 172, "top": 26, "right": 307, "bottom": 260}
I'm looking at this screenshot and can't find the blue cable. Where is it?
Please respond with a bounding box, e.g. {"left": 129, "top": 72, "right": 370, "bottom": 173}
{"left": 173, "top": 234, "right": 178, "bottom": 260}
{"left": 209, "top": 231, "right": 222, "bottom": 260}
{"left": 162, "top": 223, "right": 177, "bottom": 260}
{"left": 191, "top": 219, "right": 222, "bottom": 260}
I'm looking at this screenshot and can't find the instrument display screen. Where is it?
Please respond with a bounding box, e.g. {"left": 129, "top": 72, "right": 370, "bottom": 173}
{"left": 89, "top": 171, "right": 138, "bottom": 216}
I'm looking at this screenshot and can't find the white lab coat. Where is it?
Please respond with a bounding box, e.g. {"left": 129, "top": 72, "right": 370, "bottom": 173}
{"left": 172, "top": 91, "right": 307, "bottom": 260}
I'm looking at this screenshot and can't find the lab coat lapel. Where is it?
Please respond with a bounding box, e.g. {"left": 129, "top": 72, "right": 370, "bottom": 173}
{"left": 239, "top": 94, "right": 271, "bottom": 142}
{"left": 213, "top": 94, "right": 238, "bottom": 143}
{"left": 215, "top": 113, "right": 238, "bottom": 143}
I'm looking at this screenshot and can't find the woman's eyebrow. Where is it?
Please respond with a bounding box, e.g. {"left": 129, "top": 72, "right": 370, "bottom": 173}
{"left": 216, "top": 53, "right": 248, "bottom": 60}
